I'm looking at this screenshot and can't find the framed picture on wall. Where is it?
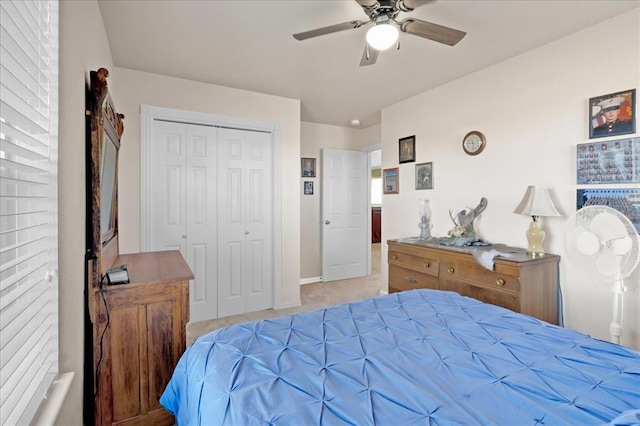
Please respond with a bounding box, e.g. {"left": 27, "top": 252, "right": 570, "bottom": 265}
{"left": 415, "top": 162, "right": 433, "bottom": 190}
{"left": 589, "top": 89, "right": 636, "bottom": 139}
{"left": 383, "top": 168, "right": 399, "bottom": 194}
{"left": 576, "top": 138, "right": 639, "bottom": 184}
{"left": 301, "top": 157, "right": 316, "bottom": 177}
{"left": 304, "top": 181, "right": 313, "bottom": 195}
{"left": 577, "top": 187, "right": 640, "bottom": 232}
{"left": 399, "top": 135, "right": 416, "bottom": 164}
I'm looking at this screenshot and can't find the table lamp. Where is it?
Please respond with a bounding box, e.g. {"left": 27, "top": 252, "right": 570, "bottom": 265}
{"left": 513, "top": 186, "right": 561, "bottom": 257}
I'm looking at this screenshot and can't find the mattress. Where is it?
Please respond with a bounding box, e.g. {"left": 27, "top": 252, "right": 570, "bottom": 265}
{"left": 161, "top": 289, "right": 640, "bottom": 425}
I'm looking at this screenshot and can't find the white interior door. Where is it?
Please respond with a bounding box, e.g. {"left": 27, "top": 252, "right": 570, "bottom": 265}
{"left": 217, "top": 128, "right": 273, "bottom": 317}
{"left": 149, "top": 120, "right": 218, "bottom": 323}
{"left": 321, "top": 148, "right": 369, "bottom": 282}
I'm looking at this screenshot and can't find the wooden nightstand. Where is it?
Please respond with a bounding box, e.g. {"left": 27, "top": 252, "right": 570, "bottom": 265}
{"left": 90, "top": 250, "right": 193, "bottom": 425}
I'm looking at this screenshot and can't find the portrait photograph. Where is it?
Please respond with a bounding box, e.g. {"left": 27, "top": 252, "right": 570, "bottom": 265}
{"left": 301, "top": 157, "right": 316, "bottom": 177}
{"left": 303, "top": 181, "right": 313, "bottom": 195}
{"left": 399, "top": 135, "right": 416, "bottom": 164}
{"left": 589, "top": 89, "right": 636, "bottom": 139}
{"left": 415, "top": 162, "right": 433, "bottom": 190}
{"left": 383, "top": 168, "right": 399, "bottom": 194}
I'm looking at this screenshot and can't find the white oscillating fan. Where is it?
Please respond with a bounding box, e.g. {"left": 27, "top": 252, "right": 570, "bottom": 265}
{"left": 564, "top": 205, "right": 640, "bottom": 344}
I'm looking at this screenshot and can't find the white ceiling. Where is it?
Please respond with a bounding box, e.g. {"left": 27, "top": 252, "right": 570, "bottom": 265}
{"left": 98, "top": 0, "right": 639, "bottom": 128}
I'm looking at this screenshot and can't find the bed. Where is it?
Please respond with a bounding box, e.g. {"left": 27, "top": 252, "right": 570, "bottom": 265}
{"left": 161, "top": 289, "right": 640, "bottom": 425}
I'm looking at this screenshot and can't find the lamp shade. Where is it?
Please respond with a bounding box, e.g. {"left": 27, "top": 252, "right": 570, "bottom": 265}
{"left": 513, "top": 186, "right": 561, "bottom": 217}
{"left": 366, "top": 23, "right": 399, "bottom": 51}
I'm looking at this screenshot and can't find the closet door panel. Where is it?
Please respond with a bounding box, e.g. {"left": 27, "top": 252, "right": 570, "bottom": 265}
{"left": 150, "top": 121, "right": 187, "bottom": 255}
{"left": 185, "top": 125, "right": 217, "bottom": 322}
{"left": 245, "top": 131, "right": 273, "bottom": 312}
{"left": 218, "top": 128, "right": 273, "bottom": 316}
{"left": 218, "top": 131, "right": 247, "bottom": 317}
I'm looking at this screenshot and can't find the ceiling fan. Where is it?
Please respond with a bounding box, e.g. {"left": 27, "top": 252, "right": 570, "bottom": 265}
{"left": 293, "top": 0, "right": 466, "bottom": 66}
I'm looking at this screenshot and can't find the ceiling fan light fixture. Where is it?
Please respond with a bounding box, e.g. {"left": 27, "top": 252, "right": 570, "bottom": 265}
{"left": 366, "top": 23, "right": 399, "bottom": 51}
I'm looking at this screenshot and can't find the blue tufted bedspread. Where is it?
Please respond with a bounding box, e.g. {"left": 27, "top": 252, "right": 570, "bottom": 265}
{"left": 161, "top": 290, "right": 640, "bottom": 425}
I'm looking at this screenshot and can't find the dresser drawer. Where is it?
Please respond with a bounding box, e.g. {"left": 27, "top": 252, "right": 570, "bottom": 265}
{"left": 389, "top": 265, "right": 439, "bottom": 293}
{"left": 440, "top": 260, "right": 520, "bottom": 293}
{"left": 440, "top": 278, "right": 520, "bottom": 313}
{"left": 388, "top": 251, "right": 439, "bottom": 276}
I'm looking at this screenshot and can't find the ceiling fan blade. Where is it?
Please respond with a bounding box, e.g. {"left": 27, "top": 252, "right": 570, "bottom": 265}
{"left": 400, "top": 18, "right": 466, "bottom": 46}
{"left": 293, "top": 20, "right": 366, "bottom": 41}
{"left": 360, "top": 45, "right": 379, "bottom": 66}
{"left": 398, "top": 0, "right": 434, "bottom": 12}
{"left": 355, "top": 0, "right": 379, "bottom": 9}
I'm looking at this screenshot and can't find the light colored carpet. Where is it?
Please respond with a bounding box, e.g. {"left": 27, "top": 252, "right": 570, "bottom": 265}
{"left": 187, "top": 243, "right": 382, "bottom": 344}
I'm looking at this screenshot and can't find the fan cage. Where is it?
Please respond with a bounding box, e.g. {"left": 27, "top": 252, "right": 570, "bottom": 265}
{"left": 565, "top": 205, "right": 640, "bottom": 281}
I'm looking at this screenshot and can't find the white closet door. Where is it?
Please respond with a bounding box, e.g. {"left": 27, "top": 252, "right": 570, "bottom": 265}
{"left": 185, "top": 124, "right": 218, "bottom": 322}
{"left": 150, "top": 121, "right": 187, "bottom": 255}
{"left": 150, "top": 120, "right": 218, "bottom": 322}
{"left": 217, "top": 128, "right": 273, "bottom": 317}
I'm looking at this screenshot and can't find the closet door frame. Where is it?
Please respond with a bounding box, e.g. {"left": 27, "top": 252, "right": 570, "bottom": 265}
{"left": 140, "top": 104, "right": 283, "bottom": 313}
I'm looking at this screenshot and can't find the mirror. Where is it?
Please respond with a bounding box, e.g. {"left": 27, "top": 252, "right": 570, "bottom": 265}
{"left": 87, "top": 68, "right": 124, "bottom": 284}
{"left": 99, "top": 128, "right": 117, "bottom": 238}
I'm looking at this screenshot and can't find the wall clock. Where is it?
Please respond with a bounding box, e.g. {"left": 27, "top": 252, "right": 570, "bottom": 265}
{"left": 462, "top": 131, "right": 486, "bottom": 156}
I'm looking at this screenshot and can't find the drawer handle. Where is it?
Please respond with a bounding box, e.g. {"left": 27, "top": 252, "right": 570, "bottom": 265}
{"left": 423, "top": 261, "right": 430, "bottom": 268}
{"left": 447, "top": 267, "right": 455, "bottom": 274}
{"left": 496, "top": 278, "right": 505, "bottom": 286}
{"left": 405, "top": 276, "right": 417, "bottom": 284}
{"left": 391, "top": 255, "right": 398, "bottom": 260}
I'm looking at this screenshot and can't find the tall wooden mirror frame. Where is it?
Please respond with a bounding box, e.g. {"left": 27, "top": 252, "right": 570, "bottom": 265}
{"left": 87, "top": 67, "right": 124, "bottom": 286}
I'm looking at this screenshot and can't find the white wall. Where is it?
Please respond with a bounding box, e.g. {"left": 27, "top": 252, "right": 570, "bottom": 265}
{"left": 381, "top": 9, "right": 640, "bottom": 349}
{"left": 58, "top": 1, "right": 113, "bottom": 424}
{"left": 110, "top": 68, "right": 302, "bottom": 306}
{"left": 300, "top": 122, "right": 381, "bottom": 280}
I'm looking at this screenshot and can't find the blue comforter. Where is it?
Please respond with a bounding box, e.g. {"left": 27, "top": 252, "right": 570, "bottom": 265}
{"left": 161, "top": 290, "right": 640, "bottom": 425}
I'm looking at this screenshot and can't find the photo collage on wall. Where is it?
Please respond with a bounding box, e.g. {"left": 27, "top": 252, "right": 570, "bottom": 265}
{"left": 577, "top": 188, "right": 640, "bottom": 233}
{"left": 577, "top": 88, "right": 638, "bottom": 227}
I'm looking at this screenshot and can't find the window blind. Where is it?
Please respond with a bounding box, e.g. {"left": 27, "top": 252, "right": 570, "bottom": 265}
{"left": 0, "top": 0, "right": 59, "bottom": 424}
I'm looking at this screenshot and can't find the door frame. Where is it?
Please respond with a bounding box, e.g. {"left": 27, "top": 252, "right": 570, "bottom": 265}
{"left": 140, "top": 104, "right": 283, "bottom": 312}
{"left": 362, "top": 143, "right": 382, "bottom": 277}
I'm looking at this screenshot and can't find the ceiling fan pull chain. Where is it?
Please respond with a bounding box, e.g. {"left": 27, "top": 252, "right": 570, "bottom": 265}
{"left": 366, "top": 44, "right": 370, "bottom": 60}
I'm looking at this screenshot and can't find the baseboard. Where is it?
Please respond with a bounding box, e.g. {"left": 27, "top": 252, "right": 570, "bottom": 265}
{"left": 279, "top": 300, "right": 302, "bottom": 309}
{"left": 300, "top": 277, "right": 321, "bottom": 285}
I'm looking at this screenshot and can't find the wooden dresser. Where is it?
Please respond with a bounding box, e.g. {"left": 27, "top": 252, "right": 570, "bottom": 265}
{"left": 90, "top": 250, "right": 193, "bottom": 425}
{"left": 388, "top": 239, "right": 559, "bottom": 324}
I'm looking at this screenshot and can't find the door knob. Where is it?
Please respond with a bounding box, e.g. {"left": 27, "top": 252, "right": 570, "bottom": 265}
{"left": 245, "top": 231, "right": 249, "bottom": 235}
{"left": 182, "top": 235, "right": 187, "bottom": 239}
{"left": 325, "top": 220, "right": 331, "bottom": 225}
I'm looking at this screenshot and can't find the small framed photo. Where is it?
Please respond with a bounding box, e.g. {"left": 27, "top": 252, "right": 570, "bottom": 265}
{"left": 303, "top": 181, "right": 313, "bottom": 195}
{"left": 415, "top": 162, "right": 433, "bottom": 190}
{"left": 383, "top": 168, "right": 399, "bottom": 194}
{"left": 589, "top": 89, "right": 635, "bottom": 139}
{"left": 399, "top": 135, "right": 416, "bottom": 164}
{"left": 301, "top": 157, "right": 316, "bottom": 177}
